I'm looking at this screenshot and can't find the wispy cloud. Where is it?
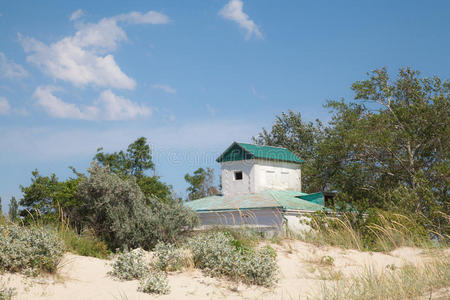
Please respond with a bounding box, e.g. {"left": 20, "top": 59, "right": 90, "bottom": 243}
{"left": 250, "top": 85, "right": 266, "bottom": 99}
{"left": 70, "top": 9, "right": 84, "bottom": 21}
{"left": 219, "top": 0, "right": 262, "bottom": 39}
{"left": 151, "top": 84, "right": 176, "bottom": 94}
{"left": 0, "top": 97, "right": 11, "bottom": 115}
{"left": 0, "top": 52, "right": 28, "bottom": 79}
{"left": 20, "top": 10, "right": 170, "bottom": 90}
{"left": 206, "top": 104, "right": 216, "bottom": 116}
{"left": 33, "top": 86, "right": 151, "bottom": 120}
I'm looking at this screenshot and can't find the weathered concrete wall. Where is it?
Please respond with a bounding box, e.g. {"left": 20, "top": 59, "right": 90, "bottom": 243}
{"left": 253, "top": 159, "right": 301, "bottom": 193}
{"left": 221, "top": 160, "right": 255, "bottom": 196}
{"left": 221, "top": 159, "right": 301, "bottom": 196}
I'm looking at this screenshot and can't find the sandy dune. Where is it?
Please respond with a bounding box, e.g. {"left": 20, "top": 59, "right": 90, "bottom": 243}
{"left": 0, "top": 240, "right": 441, "bottom": 300}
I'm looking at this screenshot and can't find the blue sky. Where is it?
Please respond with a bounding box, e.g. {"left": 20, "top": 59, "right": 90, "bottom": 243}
{"left": 1, "top": 0, "right": 449, "bottom": 210}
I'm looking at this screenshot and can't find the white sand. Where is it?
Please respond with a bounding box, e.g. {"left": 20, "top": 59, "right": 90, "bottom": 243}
{"left": 0, "top": 240, "right": 443, "bottom": 300}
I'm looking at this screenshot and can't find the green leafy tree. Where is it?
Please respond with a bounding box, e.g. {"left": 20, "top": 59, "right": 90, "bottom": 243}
{"left": 255, "top": 67, "right": 449, "bottom": 235}
{"left": 19, "top": 170, "right": 82, "bottom": 223}
{"left": 8, "top": 196, "right": 18, "bottom": 221}
{"left": 94, "top": 137, "right": 172, "bottom": 201}
{"left": 185, "top": 168, "right": 218, "bottom": 201}
{"left": 0, "top": 196, "right": 2, "bottom": 215}
{"left": 253, "top": 110, "right": 325, "bottom": 193}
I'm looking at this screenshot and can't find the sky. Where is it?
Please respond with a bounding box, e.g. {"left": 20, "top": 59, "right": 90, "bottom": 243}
{"left": 1, "top": 0, "right": 449, "bottom": 210}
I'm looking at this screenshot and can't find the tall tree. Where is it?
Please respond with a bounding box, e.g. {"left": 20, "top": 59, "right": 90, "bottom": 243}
{"left": 8, "top": 196, "right": 18, "bottom": 221}
{"left": 185, "top": 168, "right": 218, "bottom": 201}
{"left": 94, "top": 137, "right": 172, "bottom": 201}
{"left": 19, "top": 170, "right": 81, "bottom": 223}
{"left": 253, "top": 110, "right": 325, "bottom": 192}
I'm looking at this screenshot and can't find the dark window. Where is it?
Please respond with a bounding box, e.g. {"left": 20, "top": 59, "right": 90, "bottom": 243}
{"left": 234, "top": 171, "right": 243, "bottom": 180}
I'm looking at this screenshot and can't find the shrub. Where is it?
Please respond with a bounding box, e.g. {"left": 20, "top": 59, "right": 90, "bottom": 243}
{"left": 187, "top": 232, "right": 278, "bottom": 286}
{"left": 138, "top": 271, "right": 170, "bottom": 295}
{"left": 0, "top": 223, "right": 64, "bottom": 275}
{"left": 58, "top": 228, "right": 109, "bottom": 259}
{"left": 153, "top": 242, "right": 183, "bottom": 271}
{"left": 77, "top": 164, "right": 198, "bottom": 250}
{"left": 108, "top": 249, "right": 149, "bottom": 280}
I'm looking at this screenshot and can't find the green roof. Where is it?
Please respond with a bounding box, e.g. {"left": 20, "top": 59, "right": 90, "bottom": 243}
{"left": 184, "top": 190, "right": 325, "bottom": 212}
{"left": 216, "top": 142, "right": 304, "bottom": 164}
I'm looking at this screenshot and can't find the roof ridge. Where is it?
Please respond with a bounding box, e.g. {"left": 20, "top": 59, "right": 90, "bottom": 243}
{"left": 237, "top": 142, "right": 289, "bottom": 150}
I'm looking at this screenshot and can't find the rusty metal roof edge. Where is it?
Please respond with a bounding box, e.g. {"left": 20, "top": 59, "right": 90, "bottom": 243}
{"left": 194, "top": 206, "right": 283, "bottom": 213}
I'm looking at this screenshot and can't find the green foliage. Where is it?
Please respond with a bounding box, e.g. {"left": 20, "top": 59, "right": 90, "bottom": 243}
{"left": 94, "top": 137, "right": 173, "bottom": 201}
{"left": 19, "top": 170, "right": 81, "bottom": 224}
{"left": 153, "top": 242, "right": 184, "bottom": 271}
{"left": 138, "top": 271, "right": 170, "bottom": 295}
{"left": 0, "top": 223, "right": 64, "bottom": 275}
{"left": 184, "top": 167, "right": 218, "bottom": 201}
{"left": 254, "top": 67, "right": 449, "bottom": 238}
{"left": 108, "top": 249, "right": 149, "bottom": 280}
{"left": 187, "top": 232, "right": 278, "bottom": 286}
{"left": 58, "top": 228, "right": 109, "bottom": 259}
{"left": 7, "top": 197, "right": 18, "bottom": 222}
{"left": 77, "top": 163, "right": 198, "bottom": 250}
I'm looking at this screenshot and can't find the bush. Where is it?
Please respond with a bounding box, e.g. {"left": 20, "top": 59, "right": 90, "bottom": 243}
{"left": 108, "top": 249, "right": 149, "bottom": 280}
{"left": 77, "top": 164, "right": 198, "bottom": 250}
{"left": 187, "top": 232, "right": 278, "bottom": 286}
{"left": 153, "top": 242, "right": 184, "bottom": 271}
{"left": 58, "top": 228, "right": 109, "bottom": 259}
{"left": 138, "top": 271, "right": 170, "bottom": 295}
{"left": 0, "top": 224, "right": 64, "bottom": 275}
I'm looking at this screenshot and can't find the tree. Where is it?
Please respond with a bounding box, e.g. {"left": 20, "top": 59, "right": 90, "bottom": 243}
{"left": 19, "top": 170, "right": 81, "bottom": 223}
{"left": 94, "top": 137, "right": 172, "bottom": 201}
{"left": 253, "top": 110, "right": 325, "bottom": 192}
{"left": 185, "top": 168, "right": 218, "bottom": 201}
{"left": 77, "top": 163, "right": 198, "bottom": 250}
{"left": 0, "top": 196, "right": 2, "bottom": 215}
{"left": 254, "top": 67, "right": 449, "bottom": 235}
{"left": 8, "top": 196, "right": 18, "bottom": 221}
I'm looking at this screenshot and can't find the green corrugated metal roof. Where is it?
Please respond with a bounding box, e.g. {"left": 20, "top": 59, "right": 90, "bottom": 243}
{"left": 216, "top": 142, "right": 304, "bottom": 164}
{"left": 184, "top": 190, "right": 324, "bottom": 212}
{"left": 298, "top": 192, "right": 325, "bottom": 206}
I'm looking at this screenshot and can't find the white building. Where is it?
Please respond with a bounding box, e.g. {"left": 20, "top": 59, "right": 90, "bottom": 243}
{"left": 185, "top": 142, "right": 325, "bottom": 231}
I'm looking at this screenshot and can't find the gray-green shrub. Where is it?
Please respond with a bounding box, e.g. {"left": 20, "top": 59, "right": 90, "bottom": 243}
{"left": 138, "top": 271, "right": 170, "bottom": 295}
{"left": 108, "top": 249, "right": 149, "bottom": 280}
{"left": 0, "top": 223, "right": 64, "bottom": 275}
{"left": 187, "top": 232, "right": 278, "bottom": 286}
{"left": 153, "top": 242, "right": 183, "bottom": 271}
{"left": 77, "top": 163, "right": 198, "bottom": 250}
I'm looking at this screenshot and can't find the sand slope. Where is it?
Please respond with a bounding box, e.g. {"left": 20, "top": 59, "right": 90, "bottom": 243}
{"left": 0, "top": 240, "right": 441, "bottom": 300}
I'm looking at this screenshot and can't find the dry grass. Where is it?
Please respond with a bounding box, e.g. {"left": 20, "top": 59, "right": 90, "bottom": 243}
{"left": 315, "top": 255, "right": 450, "bottom": 300}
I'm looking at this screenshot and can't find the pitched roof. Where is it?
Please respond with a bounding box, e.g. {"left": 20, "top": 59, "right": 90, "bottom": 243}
{"left": 184, "top": 190, "right": 324, "bottom": 212}
{"left": 216, "top": 142, "right": 304, "bottom": 164}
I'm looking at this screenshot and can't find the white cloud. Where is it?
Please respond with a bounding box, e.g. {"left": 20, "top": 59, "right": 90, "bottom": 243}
{"left": 33, "top": 86, "right": 151, "bottom": 120}
{"left": 70, "top": 9, "right": 84, "bottom": 21}
{"left": 0, "top": 52, "right": 28, "bottom": 79}
{"left": 151, "top": 84, "right": 176, "bottom": 94}
{"left": 114, "top": 11, "right": 170, "bottom": 24}
{"left": 219, "top": 0, "right": 262, "bottom": 39}
{"left": 206, "top": 104, "right": 216, "bottom": 116}
{"left": 20, "top": 10, "right": 170, "bottom": 89}
{"left": 0, "top": 97, "right": 11, "bottom": 115}
{"left": 95, "top": 89, "right": 151, "bottom": 120}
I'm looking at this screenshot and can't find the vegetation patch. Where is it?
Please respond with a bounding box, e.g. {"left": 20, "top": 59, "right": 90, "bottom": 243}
{"left": 187, "top": 231, "right": 278, "bottom": 287}
{"left": 108, "top": 249, "right": 149, "bottom": 280}
{"left": 316, "top": 256, "right": 450, "bottom": 300}
{"left": 138, "top": 270, "right": 170, "bottom": 295}
{"left": 0, "top": 223, "right": 64, "bottom": 275}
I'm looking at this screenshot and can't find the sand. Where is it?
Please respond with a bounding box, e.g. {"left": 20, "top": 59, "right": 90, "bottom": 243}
{"left": 0, "top": 240, "right": 444, "bottom": 300}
